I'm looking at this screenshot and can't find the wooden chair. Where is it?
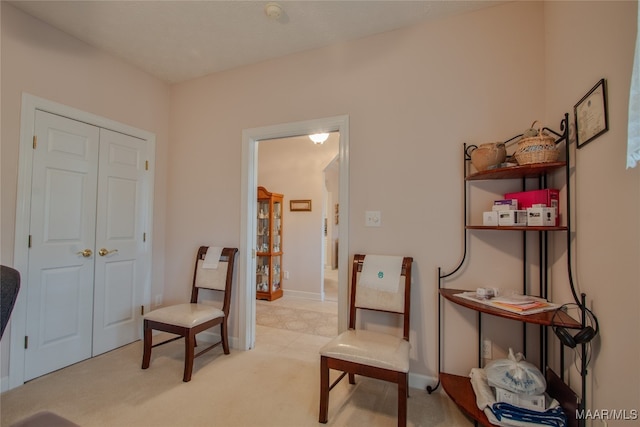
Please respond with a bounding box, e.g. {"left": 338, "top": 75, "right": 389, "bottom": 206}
{"left": 319, "top": 253, "right": 413, "bottom": 427}
{"left": 142, "top": 246, "right": 237, "bottom": 382}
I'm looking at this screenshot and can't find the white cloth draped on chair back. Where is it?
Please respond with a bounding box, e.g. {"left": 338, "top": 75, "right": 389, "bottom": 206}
{"left": 319, "top": 253, "right": 413, "bottom": 427}
{"left": 141, "top": 246, "right": 237, "bottom": 382}
{"left": 355, "top": 255, "right": 406, "bottom": 314}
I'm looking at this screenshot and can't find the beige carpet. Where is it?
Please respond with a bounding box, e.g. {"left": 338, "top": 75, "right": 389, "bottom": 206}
{"left": 256, "top": 303, "right": 337, "bottom": 337}
{"left": 1, "top": 324, "right": 471, "bottom": 427}
{"left": 324, "top": 267, "right": 338, "bottom": 302}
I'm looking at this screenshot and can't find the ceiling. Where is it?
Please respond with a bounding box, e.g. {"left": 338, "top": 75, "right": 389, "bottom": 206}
{"left": 10, "top": 0, "right": 503, "bottom": 84}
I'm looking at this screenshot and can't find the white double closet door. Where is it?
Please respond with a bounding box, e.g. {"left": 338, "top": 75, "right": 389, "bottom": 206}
{"left": 25, "top": 110, "right": 149, "bottom": 381}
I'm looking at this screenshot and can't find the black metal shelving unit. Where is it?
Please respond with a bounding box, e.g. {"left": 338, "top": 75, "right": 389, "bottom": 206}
{"left": 427, "top": 113, "right": 594, "bottom": 427}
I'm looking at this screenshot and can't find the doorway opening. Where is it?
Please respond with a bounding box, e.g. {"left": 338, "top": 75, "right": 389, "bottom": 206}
{"left": 239, "top": 116, "right": 349, "bottom": 351}
{"left": 254, "top": 133, "right": 339, "bottom": 341}
{"left": 257, "top": 134, "right": 338, "bottom": 301}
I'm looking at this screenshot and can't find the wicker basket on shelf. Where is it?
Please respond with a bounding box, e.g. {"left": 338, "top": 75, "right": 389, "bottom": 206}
{"left": 514, "top": 122, "right": 559, "bottom": 165}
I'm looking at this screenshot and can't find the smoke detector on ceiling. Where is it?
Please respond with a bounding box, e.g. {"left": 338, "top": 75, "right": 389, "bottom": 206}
{"left": 264, "top": 2, "right": 283, "bottom": 20}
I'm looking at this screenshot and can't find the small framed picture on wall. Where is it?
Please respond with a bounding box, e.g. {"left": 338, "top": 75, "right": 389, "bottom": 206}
{"left": 574, "top": 78, "right": 609, "bottom": 148}
{"left": 290, "top": 199, "right": 312, "bottom": 212}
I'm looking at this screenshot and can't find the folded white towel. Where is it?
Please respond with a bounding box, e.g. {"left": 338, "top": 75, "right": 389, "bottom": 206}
{"left": 470, "top": 368, "right": 496, "bottom": 410}
{"left": 470, "top": 367, "right": 563, "bottom": 427}
{"left": 359, "top": 255, "right": 403, "bottom": 293}
{"left": 202, "top": 246, "right": 223, "bottom": 269}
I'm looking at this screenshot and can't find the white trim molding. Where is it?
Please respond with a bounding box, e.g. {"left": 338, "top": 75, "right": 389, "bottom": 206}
{"left": 240, "top": 115, "right": 349, "bottom": 350}
{"left": 9, "top": 93, "right": 156, "bottom": 390}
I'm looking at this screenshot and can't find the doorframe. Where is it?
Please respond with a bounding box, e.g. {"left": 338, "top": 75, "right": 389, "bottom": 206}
{"left": 322, "top": 154, "right": 340, "bottom": 299}
{"left": 239, "top": 115, "right": 349, "bottom": 350}
{"left": 9, "top": 93, "right": 156, "bottom": 389}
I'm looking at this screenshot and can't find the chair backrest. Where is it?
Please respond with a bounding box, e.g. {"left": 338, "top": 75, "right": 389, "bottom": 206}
{"left": 350, "top": 254, "right": 413, "bottom": 340}
{"left": 190, "top": 247, "right": 238, "bottom": 315}
{"left": 1, "top": 265, "right": 21, "bottom": 339}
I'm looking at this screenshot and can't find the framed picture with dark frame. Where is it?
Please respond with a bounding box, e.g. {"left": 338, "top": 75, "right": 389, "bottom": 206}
{"left": 290, "top": 199, "right": 312, "bottom": 211}
{"left": 574, "top": 78, "right": 609, "bottom": 148}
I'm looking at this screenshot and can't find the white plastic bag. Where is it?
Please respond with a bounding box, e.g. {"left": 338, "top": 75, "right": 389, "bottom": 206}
{"left": 485, "top": 348, "right": 546, "bottom": 395}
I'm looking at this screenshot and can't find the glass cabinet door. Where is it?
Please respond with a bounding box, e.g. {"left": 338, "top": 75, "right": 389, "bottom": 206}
{"left": 257, "top": 199, "right": 270, "bottom": 254}
{"left": 272, "top": 255, "right": 281, "bottom": 292}
{"left": 273, "top": 200, "right": 281, "bottom": 253}
{"left": 256, "top": 187, "right": 284, "bottom": 301}
{"left": 256, "top": 255, "right": 270, "bottom": 292}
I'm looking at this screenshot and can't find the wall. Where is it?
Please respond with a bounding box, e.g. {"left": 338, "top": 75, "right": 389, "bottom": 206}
{"left": 168, "top": 0, "right": 548, "bottom": 379}
{"left": 168, "top": 0, "right": 639, "bottom": 411}
{"left": 257, "top": 134, "right": 339, "bottom": 299}
{"left": 0, "top": 3, "right": 170, "bottom": 384}
{"left": 544, "top": 0, "right": 640, "bottom": 417}
{"left": 2, "top": 0, "right": 637, "bottom": 415}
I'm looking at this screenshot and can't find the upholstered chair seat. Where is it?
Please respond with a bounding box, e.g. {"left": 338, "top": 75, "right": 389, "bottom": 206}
{"left": 141, "top": 246, "right": 237, "bottom": 382}
{"left": 320, "top": 329, "right": 410, "bottom": 372}
{"left": 319, "top": 254, "right": 413, "bottom": 427}
{"left": 143, "top": 304, "right": 224, "bottom": 329}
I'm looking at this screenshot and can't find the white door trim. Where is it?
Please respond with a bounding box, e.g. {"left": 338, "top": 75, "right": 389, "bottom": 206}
{"left": 9, "top": 93, "right": 156, "bottom": 390}
{"left": 239, "top": 115, "right": 349, "bottom": 350}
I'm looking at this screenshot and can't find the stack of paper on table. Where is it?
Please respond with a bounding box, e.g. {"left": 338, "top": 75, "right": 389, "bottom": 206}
{"left": 456, "top": 292, "right": 558, "bottom": 315}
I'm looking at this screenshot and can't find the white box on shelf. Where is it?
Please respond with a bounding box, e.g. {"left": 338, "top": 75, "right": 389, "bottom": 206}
{"left": 492, "top": 199, "right": 519, "bottom": 211}
{"left": 527, "top": 207, "right": 556, "bottom": 226}
{"left": 495, "top": 388, "right": 547, "bottom": 411}
{"left": 483, "top": 211, "right": 499, "bottom": 226}
{"left": 498, "top": 210, "right": 527, "bottom": 226}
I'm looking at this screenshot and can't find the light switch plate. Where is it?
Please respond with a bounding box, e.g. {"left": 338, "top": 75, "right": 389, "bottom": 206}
{"left": 365, "top": 211, "right": 381, "bottom": 227}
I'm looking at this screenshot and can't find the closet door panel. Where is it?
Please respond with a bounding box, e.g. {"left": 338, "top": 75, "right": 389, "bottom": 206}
{"left": 92, "top": 128, "right": 148, "bottom": 355}
{"left": 25, "top": 110, "right": 99, "bottom": 381}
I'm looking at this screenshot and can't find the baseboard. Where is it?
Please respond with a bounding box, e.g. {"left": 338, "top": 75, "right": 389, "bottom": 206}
{"left": 408, "top": 372, "right": 439, "bottom": 392}
{"left": 0, "top": 338, "right": 434, "bottom": 394}
{"left": 202, "top": 326, "right": 436, "bottom": 390}
{"left": 198, "top": 331, "right": 240, "bottom": 350}
{"left": 203, "top": 331, "right": 434, "bottom": 390}
{"left": 202, "top": 329, "right": 436, "bottom": 391}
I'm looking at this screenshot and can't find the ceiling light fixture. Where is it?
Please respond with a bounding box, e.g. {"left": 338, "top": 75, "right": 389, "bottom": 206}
{"left": 309, "top": 133, "right": 330, "bottom": 145}
{"left": 264, "top": 3, "right": 283, "bottom": 20}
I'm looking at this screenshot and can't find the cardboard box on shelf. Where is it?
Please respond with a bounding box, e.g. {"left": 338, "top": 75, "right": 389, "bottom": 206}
{"left": 492, "top": 199, "right": 519, "bottom": 211}
{"left": 527, "top": 207, "right": 556, "bottom": 226}
{"left": 495, "top": 388, "right": 547, "bottom": 411}
{"left": 498, "top": 210, "right": 527, "bottom": 226}
{"left": 483, "top": 211, "right": 499, "bottom": 226}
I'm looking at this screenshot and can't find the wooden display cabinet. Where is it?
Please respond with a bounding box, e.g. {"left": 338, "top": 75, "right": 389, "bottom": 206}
{"left": 256, "top": 186, "right": 283, "bottom": 301}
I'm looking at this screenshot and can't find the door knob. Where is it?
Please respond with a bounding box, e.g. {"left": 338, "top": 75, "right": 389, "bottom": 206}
{"left": 77, "top": 249, "right": 93, "bottom": 257}
{"left": 98, "top": 248, "right": 118, "bottom": 257}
